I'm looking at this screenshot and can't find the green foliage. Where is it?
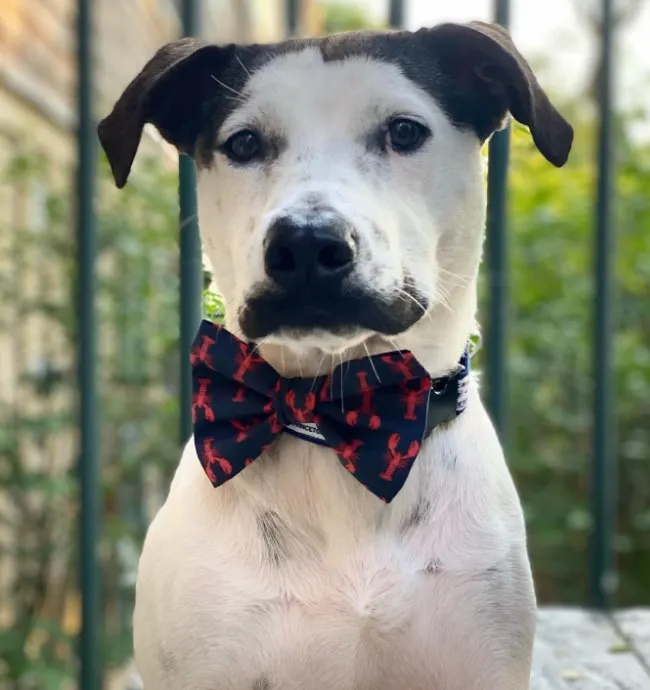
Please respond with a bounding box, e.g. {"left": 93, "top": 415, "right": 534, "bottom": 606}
{"left": 321, "top": 1, "right": 383, "bottom": 32}
{"left": 202, "top": 289, "right": 225, "bottom": 323}
{"left": 487, "top": 117, "right": 650, "bottom": 604}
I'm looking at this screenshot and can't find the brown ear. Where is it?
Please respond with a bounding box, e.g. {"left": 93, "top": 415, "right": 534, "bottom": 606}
{"left": 423, "top": 22, "right": 573, "bottom": 167}
{"left": 98, "top": 38, "right": 235, "bottom": 187}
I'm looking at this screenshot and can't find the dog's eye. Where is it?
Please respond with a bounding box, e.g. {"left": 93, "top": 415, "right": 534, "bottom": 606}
{"left": 387, "top": 119, "right": 429, "bottom": 154}
{"left": 221, "top": 130, "right": 262, "bottom": 163}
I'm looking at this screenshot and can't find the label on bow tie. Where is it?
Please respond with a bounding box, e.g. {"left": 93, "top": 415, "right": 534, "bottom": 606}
{"left": 285, "top": 421, "right": 327, "bottom": 443}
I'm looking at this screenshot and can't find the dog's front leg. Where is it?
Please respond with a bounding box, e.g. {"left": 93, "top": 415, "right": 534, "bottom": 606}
{"left": 434, "top": 546, "right": 536, "bottom": 690}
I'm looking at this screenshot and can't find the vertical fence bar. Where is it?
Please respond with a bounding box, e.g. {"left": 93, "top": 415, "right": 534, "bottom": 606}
{"left": 388, "top": 0, "right": 405, "bottom": 28}
{"left": 485, "top": 0, "right": 511, "bottom": 441}
{"left": 76, "top": 0, "right": 100, "bottom": 686}
{"left": 179, "top": 0, "right": 203, "bottom": 444}
{"left": 286, "top": 0, "right": 299, "bottom": 36}
{"left": 589, "top": 0, "right": 616, "bottom": 610}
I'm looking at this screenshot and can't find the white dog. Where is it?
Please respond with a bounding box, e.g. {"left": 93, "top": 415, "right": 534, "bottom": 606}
{"left": 99, "top": 22, "right": 572, "bottom": 690}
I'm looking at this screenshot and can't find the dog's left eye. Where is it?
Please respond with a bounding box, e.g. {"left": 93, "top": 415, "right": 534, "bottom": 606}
{"left": 387, "top": 118, "right": 430, "bottom": 153}
{"left": 221, "top": 130, "right": 262, "bottom": 164}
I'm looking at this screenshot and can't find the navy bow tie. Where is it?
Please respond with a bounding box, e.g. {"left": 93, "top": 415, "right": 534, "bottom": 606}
{"left": 191, "top": 320, "right": 469, "bottom": 503}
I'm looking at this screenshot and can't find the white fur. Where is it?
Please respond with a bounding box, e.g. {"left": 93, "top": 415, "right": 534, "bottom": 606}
{"left": 133, "top": 48, "right": 535, "bottom": 689}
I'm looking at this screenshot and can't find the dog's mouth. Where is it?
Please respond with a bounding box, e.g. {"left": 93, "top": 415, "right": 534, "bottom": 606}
{"left": 238, "top": 278, "right": 428, "bottom": 344}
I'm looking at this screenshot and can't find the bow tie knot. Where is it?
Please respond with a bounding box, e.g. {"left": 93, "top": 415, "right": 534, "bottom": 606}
{"left": 275, "top": 378, "right": 320, "bottom": 426}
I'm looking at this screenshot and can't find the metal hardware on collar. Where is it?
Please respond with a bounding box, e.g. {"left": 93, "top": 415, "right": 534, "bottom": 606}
{"left": 421, "top": 343, "right": 470, "bottom": 440}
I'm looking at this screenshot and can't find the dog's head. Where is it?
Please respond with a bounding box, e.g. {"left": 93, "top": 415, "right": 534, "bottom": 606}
{"left": 99, "top": 23, "right": 572, "bottom": 368}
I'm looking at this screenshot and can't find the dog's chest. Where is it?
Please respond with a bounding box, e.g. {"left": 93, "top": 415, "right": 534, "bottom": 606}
{"left": 135, "top": 422, "right": 518, "bottom": 689}
{"left": 143, "top": 508, "right": 442, "bottom": 690}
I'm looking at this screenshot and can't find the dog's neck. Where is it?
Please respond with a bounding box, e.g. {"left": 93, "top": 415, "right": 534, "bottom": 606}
{"left": 226, "top": 277, "right": 478, "bottom": 380}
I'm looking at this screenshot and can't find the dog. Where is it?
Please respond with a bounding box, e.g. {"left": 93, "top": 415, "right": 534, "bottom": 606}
{"left": 99, "top": 21, "right": 572, "bottom": 690}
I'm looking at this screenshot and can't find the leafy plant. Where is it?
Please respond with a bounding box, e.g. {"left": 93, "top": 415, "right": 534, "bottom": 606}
{"left": 320, "top": 1, "right": 384, "bottom": 32}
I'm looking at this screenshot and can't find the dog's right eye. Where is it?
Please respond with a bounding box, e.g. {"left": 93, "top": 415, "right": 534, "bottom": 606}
{"left": 387, "top": 118, "right": 430, "bottom": 154}
{"left": 221, "top": 130, "right": 262, "bottom": 164}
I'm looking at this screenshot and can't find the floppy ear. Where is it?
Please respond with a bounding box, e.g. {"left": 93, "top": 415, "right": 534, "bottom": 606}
{"left": 423, "top": 21, "right": 573, "bottom": 167}
{"left": 98, "top": 38, "right": 235, "bottom": 188}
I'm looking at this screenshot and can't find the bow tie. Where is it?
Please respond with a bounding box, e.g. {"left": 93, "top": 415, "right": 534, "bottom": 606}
{"left": 191, "top": 320, "right": 469, "bottom": 503}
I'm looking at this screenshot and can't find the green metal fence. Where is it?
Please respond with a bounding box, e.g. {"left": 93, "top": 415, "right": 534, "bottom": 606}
{"left": 68, "top": 0, "right": 618, "bottom": 686}
{"left": 178, "top": 1, "right": 203, "bottom": 449}
{"left": 76, "top": 0, "right": 100, "bottom": 686}
{"left": 589, "top": 0, "right": 616, "bottom": 611}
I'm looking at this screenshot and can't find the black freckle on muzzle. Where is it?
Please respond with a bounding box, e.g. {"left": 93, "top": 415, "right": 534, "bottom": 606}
{"left": 239, "top": 271, "right": 429, "bottom": 342}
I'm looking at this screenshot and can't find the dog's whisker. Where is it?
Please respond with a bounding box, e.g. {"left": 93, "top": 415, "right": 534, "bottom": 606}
{"left": 435, "top": 283, "right": 456, "bottom": 314}
{"left": 210, "top": 74, "right": 247, "bottom": 101}
{"left": 235, "top": 53, "right": 251, "bottom": 78}
{"left": 437, "top": 266, "right": 473, "bottom": 287}
{"left": 436, "top": 266, "right": 472, "bottom": 280}
{"left": 385, "top": 335, "right": 404, "bottom": 357}
{"left": 432, "top": 291, "right": 454, "bottom": 314}
{"left": 363, "top": 342, "right": 382, "bottom": 384}
{"left": 338, "top": 352, "right": 345, "bottom": 414}
{"left": 395, "top": 288, "right": 435, "bottom": 324}
{"left": 250, "top": 337, "right": 269, "bottom": 357}
{"left": 222, "top": 94, "right": 247, "bottom": 105}
{"left": 310, "top": 353, "right": 328, "bottom": 392}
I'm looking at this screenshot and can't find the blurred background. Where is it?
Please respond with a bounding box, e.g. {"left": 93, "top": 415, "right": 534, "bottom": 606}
{"left": 0, "top": 0, "right": 648, "bottom": 688}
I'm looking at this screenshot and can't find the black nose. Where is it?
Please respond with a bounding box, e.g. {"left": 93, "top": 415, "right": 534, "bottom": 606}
{"left": 264, "top": 216, "right": 357, "bottom": 290}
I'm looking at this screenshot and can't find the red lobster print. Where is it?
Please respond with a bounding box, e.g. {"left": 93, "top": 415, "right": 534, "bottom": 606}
{"left": 192, "top": 378, "right": 215, "bottom": 423}
{"left": 263, "top": 379, "right": 282, "bottom": 414}
{"left": 269, "top": 414, "right": 283, "bottom": 434}
{"left": 190, "top": 334, "right": 216, "bottom": 368}
{"left": 201, "top": 438, "right": 233, "bottom": 482}
{"left": 334, "top": 439, "right": 364, "bottom": 473}
{"left": 401, "top": 379, "right": 430, "bottom": 421}
{"left": 380, "top": 433, "right": 420, "bottom": 482}
{"left": 345, "top": 371, "right": 381, "bottom": 430}
{"left": 233, "top": 342, "right": 266, "bottom": 383}
{"left": 284, "top": 390, "right": 317, "bottom": 423}
{"left": 231, "top": 419, "right": 256, "bottom": 443}
{"left": 381, "top": 352, "right": 417, "bottom": 380}
{"left": 245, "top": 442, "right": 273, "bottom": 467}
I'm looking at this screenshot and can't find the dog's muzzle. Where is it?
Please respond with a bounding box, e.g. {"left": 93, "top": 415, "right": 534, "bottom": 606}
{"left": 239, "top": 214, "right": 427, "bottom": 341}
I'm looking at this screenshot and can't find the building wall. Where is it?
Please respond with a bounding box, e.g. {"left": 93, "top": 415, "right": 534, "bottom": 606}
{"left": 0, "top": 0, "right": 315, "bottom": 151}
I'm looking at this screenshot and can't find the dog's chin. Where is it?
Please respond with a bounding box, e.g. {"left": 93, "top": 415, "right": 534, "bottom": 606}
{"left": 264, "top": 327, "right": 371, "bottom": 356}
{"left": 237, "top": 282, "right": 428, "bottom": 354}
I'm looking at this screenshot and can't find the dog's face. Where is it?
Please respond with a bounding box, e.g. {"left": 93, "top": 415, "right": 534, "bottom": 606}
{"left": 199, "top": 47, "right": 486, "bottom": 353}
{"left": 99, "top": 24, "right": 572, "bottom": 357}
